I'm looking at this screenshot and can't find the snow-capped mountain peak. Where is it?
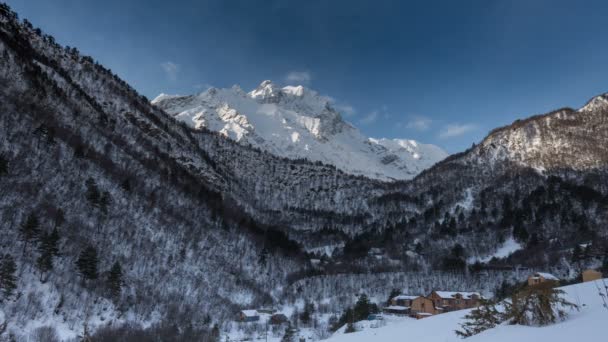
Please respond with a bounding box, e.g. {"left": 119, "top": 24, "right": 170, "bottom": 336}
{"left": 153, "top": 82, "right": 448, "bottom": 180}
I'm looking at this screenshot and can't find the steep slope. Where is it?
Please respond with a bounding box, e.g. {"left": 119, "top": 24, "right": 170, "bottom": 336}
{"left": 152, "top": 81, "right": 447, "bottom": 181}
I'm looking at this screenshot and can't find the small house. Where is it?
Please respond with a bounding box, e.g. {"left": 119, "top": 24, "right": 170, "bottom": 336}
{"left": 383, "top": 305, "right": 410, "bottom": 315}
{"left": 582, "top": 269, "right": 602, "bottom": 282}
{"left": 390, "top": 295, "right": 418, "bottom": 307}
{"left": 410, "top": 296, "right": 440, "bottom": 317}
{"left": 238, "top": 310, "right": 260, "bottom": 322}
{"left": 428, "top": 291, "right": 482, "bottom": 312}
{"left": 527, "top": 272, "right": 559, "bottom": 286}
{"left": 270, "top": 313, "right": 289, "bottom": 325}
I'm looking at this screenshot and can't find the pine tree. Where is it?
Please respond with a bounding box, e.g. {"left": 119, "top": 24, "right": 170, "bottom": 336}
{"left": 36, "top": 229, "right": 59, "bottom": 281}
{"left": 0, "top": 254, "right": 17, "bottom": 299}
{"left": 353, "top": 294, "right": 371, "bottom": 321}
{"left": 19, "top": 212, "right": 40, "bottom": 252}
{"left": 344, "top": 322, "right": 356, "bottom": 333}
{"left": 386, "top": 288, "right": 401, "bottom": 306}
{"left": 281, "top": 323, "right": 297, "bottom": 342}
{"left": 107, "top": 261, "right": 123, "bottom": 299}
{"left": 0, "top": 154, "right": 8, "bottom": 176}
{"left": 456, "top": 299, "right": 503, "bottom": 337}
{"left": 76, "top": 245, "right": 98, "bottom": 281}
{"left": 85, "top": 178, "right": 100, "bottom": 207}
{"left": 507, "top": 282, "right": 578, "bottom": 326}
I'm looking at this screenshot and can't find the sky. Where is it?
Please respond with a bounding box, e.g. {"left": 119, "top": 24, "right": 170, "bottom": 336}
{"left": 7, "top": 0, "right": 608, "bottom": 153}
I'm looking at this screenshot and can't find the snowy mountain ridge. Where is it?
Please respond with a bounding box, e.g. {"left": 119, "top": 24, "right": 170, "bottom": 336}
{"left": 152, "top": 81, "right": 448, "bottom": 181}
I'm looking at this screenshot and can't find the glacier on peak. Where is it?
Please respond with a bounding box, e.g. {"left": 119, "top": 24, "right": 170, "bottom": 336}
{"left": 152, "top": 81, "right": 448, "bottom": 181}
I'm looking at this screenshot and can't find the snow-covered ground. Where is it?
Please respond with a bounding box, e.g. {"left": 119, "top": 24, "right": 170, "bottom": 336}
{"left": 327, "top": 279, "right": 607, "bottom": 342}
{"left": 468, "top": 237, "right": 522, "bottom": 263}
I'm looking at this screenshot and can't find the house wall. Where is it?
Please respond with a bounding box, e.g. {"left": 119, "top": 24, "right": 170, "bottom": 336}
{"left": 582, "top": 270, "right": 602, "bottom": 282}
{"left": 411, "top": 297, "right": 437, "bottom": 315}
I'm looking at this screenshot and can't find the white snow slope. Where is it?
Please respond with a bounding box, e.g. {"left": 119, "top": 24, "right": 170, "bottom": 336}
{"left": 328, "top": 279, "right": 607, "bottom": 342}
{"left": 152, "top": 81, "right": 448, "bottom": 181}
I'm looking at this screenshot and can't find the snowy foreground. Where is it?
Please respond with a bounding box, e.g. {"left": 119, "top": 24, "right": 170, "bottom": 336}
{"left": 328, "top": 279, "right": 607, "bottom": 342}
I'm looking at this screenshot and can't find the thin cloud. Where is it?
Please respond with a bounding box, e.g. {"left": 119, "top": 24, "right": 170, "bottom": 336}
{"left": 439, "top": 123, "right": 477, "bottom": 139}
{"left": 161, "top": 61, "right": 180, "bottom": 82}
{"left": 334, "top": 103, "right": 356, "bottom": 117}
{"left": 406, "top": 116, "right": 432, "bottom": 131}
{"left": 285, "top": 71, "right": 311, "bottom": 84}
{"left": 359, "top": 110, "right": 379, "bottom": 125}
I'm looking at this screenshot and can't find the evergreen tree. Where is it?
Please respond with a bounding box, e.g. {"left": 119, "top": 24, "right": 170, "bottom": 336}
{"left": 211, "top": 324, "right": 220, "bottom": 341}
{"left": 344, "top": 322, "right": 356, "bottom": 333}
{"left": 107, "top": 261, "right": 123, "bottom": 299}
{"left": 456, "top": 299, "right": 503, "bottom": 337}
{"left": 85, "top": 178, "right": 100, "bottom": 206}
{"left": 19, "top": 212, "right": 40, "bottom": 252}
{"left": 507, "top": 282, "right": 578, "bottom": 326}
{"left": 386, "top": 288, "right": 401, "bottom": 306}
{"left": 281, "top": 322, "right": 297, "bottom": 342}
{"left": 353, "top": 294, "right": 371, "bottom": 321}
{"left": 0, "top": 254, "right": 17, "bottom": 299}
{"left": 99, "top": 191, "right": 112, "bottom": 214}
{"left": 0, "top": 153, "right": 8, "bottom": 176}
{"left": 76, "top": 245, "right": 98, "bottom": 281}
{"left": 513, "top": 225, "right": 529, "bottom": 242}
{"left": 571, "top": 244, "right": 583, "bottom": 263}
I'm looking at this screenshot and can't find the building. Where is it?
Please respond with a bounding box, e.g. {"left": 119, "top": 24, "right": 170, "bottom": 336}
{"left": 428, "top": 291, "right": 482, "bottom": 312}
{"left": 410, "top": 296, "right": 441, "bottom": 318}
{"left": 270, "top": 313, "right": 288, "bottom": 325}
{"left": 582, "top": 269, "right": 602, "bottom": 282}
{"left": 390, "top": 295, "right": 418, "bottom": 307}
{"left": 238, "top": 310, "right": 260, "bottom": 322}
{"left": 528, "top": 272, "right": 559, "bottom": 286}
{"left": 383, "top": 305, "right": 410, "bottom": 315}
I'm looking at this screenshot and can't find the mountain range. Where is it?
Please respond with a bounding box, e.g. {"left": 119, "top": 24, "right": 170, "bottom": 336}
{"left": 152, "top": 81, "right": 447, "bottom": 181}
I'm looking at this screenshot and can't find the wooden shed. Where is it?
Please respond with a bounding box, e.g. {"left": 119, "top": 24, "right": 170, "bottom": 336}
{"left": 528, "top": 272, "right": 559, "bottom": 286}
{"left": 582, "top": 269, "right": 602, "bottom": 282}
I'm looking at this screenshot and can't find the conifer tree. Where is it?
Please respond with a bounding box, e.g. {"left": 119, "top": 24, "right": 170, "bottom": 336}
{"left": 76, "top": 245, "right": 98, "bottom": 281}
{"left": 507, "top": 282, "right": 578, "bottom": 326}
{"left": 107, "top": 261, "right": 123, "bottom": 299}
{"left": 281, "top": 323, "right": 297, "bottom": 342}
{"left": 0, "top": 153, "right": 7, "bottom": 176}
{"left": 353, "top": 294, "right": 371, "bottom": 321}
{"left": 35, "top": 230, "right": 59, "bottom": 280}
{"left": 19, "top": 212, "right": 40, "bottom": 252}
{"left": 0, "top": 254, "right": 17, "bottom": 299}
{"left": 85, "top": 178, "right": 100, "bottom": 206}
{"left": 456, "top": 299, "right": 502, "bottom": 337}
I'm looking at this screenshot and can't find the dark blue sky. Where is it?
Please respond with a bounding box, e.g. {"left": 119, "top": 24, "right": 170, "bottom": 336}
{"left": 8, "top": 0, "right": 608, "bottom": 152}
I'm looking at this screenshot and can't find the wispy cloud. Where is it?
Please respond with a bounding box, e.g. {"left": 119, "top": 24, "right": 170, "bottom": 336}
{"left": 161, "top": 61, "right": 180, "bottom": 82}
{"left": 285, "top": 70, "right": 311, "bottom": 84}
{"left": 334, "top": 103, "right": 356, "bottom": 117}
{"left": 405, "top": 116, "right": 432, "bottom": 131}
{"left": 359, "top": 110, "right": 379, "bottom": 125}
{"left": 439, "top": 123, "right": 477, "bottom": 139}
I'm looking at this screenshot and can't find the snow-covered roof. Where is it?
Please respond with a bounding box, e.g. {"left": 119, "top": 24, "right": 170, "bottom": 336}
{"left": 393, "top": 295, "right": 418, "bottom": 300}
{"left": 433, "top": 291, "right": 482, "bottom": 299}
{"left": 240, "top": 310, "right": 259, "bottom": 317}
{"left": 533, "top": 272, "right": 559, "bottom": 280}
{"left": 384, "top": 306, "right": 409, "bottom": 311}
